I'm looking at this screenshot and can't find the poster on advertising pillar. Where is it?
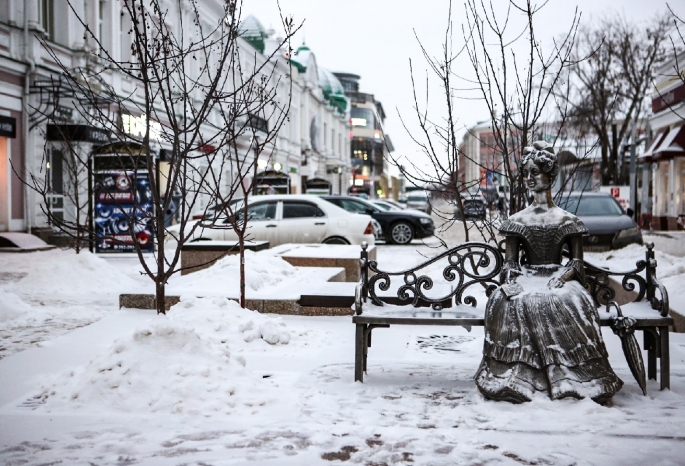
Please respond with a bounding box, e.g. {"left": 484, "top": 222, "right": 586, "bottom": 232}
{"left": 92, "top": 170, "right": 155, "bottom": 253}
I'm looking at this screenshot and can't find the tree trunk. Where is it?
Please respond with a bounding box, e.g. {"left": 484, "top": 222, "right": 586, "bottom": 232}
{"left": 239, "top": 239, "right": 246, "bottom": 308}
{"left": 600, "top": 140, "right": 610, "bottom": 185}
{"left": 609, "top": 122, "right": 618, "bottom": 184}
{"left": 156, "top": 280, "right": 166, "bottom": 315}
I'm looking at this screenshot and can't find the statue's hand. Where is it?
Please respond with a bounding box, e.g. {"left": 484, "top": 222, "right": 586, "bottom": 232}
{"left": 548, "top": 277, "right": 565, "bottom": 289}
{"left": 503, "top": 269, "right": 520, "bottom": 284}
{"left": 548, "top": 266, "right": 576, "bottom": 289}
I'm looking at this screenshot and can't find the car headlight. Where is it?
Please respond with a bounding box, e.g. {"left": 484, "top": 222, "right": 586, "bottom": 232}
{"left": 616, "top": 226, "right": 640, "bottom": 239}
{"left": 419, "top": 217, "right": 432, "bottom": 225}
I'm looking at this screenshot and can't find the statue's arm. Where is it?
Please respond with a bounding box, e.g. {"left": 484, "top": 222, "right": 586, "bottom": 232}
{"left": 500, "top": 235, "right": 521, "bottom": 283}
{"left": 549, "top": 235, "right": 586, "bottom": 288}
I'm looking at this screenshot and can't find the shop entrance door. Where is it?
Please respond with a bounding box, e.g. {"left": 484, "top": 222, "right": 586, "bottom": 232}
{"left": 47, "top": 149, "right": 64, "bottom": 224}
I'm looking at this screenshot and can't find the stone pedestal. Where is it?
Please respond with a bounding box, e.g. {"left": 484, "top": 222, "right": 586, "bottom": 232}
{"left": 272, "top": 244, "right": 376, "bottom": 282}
{"left": 180, "top": 241, "right": 269, "bottom": 274}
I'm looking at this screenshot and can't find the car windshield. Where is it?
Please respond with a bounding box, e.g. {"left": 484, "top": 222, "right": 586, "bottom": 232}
{"left": 373, "top": 201, "right": 394, "bottom": 211}
{"left": 407, "top": 194, "right": 427, "bottom": 201}
{"left": 338, "top": 198, "right": 377, "bottom": 213}
{"left": 557, "top": 196, "right": 623, "bottom": 216}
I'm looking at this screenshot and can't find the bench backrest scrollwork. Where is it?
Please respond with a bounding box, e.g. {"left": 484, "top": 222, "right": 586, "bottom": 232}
{"left": 357, "top": 242, "right": 503, "bottom": 313}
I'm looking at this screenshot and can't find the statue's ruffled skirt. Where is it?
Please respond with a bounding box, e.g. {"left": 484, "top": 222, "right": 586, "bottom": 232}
{"left": 474, "top": 272, "right": 623, "bottom": 402}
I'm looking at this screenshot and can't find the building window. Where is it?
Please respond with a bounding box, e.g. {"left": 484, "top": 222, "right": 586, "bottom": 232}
{"left": 351, "top": 108, "right": 374, "bottom": 129}
{"left": 41, "top": 0, "right": 55, "bottom": 42}
{"left": 0, "top": 0, "right": 9, "bottom": 23}
{"left": 95, "top": 1, "right": 114, "bottom": 54}
{"left": 120, "top": 6, "right": 132, "bottom": 61}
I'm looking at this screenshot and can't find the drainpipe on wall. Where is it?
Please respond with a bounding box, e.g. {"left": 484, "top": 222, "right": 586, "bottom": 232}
{"left": 23, "top": 0, "right": 36, "bottom": 234}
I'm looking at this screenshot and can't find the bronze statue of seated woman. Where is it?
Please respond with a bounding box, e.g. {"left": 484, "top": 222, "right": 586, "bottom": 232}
{"left": 474, "top": 141, "right": 623, "bottom": 403}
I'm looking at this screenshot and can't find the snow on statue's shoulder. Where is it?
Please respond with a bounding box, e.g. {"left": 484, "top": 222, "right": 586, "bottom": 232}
{"left": 507, "top": 205, "right": 582, "bottom": 228}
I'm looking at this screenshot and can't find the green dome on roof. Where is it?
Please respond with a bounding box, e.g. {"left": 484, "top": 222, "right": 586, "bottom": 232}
{"left": 318, "top": 67, "right": 348, "bottom": 114}
{"left": 239, "top": 15, "right": 267, "bottom": 54}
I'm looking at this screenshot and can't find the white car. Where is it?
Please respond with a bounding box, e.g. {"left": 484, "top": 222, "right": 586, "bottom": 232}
{"left": 168, "top": 194, "right": 376, "bottom": 247}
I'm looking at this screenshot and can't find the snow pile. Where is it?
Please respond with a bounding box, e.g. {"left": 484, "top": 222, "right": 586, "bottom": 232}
{"left": 33, "top": 317, "right": 278, "bottom": 415}
{"left": 176, "top": 251, "right": 296, "bottom": 293}
{"left": 169, "top": 296, "right": 291, "bottom": 345}
{"left": 586, "top": 243, "right": 684, "bottom": 277}
{"left": 2, "top": 250, "right": 139, "bottom": 296}
{"left": 0, "top": 290, "right": 31, "bottom": 322}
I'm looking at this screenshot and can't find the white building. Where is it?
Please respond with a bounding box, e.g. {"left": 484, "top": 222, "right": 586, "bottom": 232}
{"left": 641, "top": 49, "right": 685, "bottom": 230}
{"left": 0, "top": 2, "right": 350, "bottom": 237}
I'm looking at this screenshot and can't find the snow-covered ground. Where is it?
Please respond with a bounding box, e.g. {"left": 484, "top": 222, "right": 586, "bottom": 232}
{"left": 1, "top": 237, "right": 685, "bottom": 465}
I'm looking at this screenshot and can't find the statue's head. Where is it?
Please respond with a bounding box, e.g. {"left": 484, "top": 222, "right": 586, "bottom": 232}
{"left": 520, "top": 141, "right": 557, "bottom": 193}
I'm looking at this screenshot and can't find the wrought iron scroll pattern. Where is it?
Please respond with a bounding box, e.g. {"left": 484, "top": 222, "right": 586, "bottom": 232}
{"left": 366, "top": 242, "right": 503, "bottom": 310}
{"left": 583, "top": 243, "right": 669, "bottom": 317}
{"left": 583, "top": 259, "right": 647, "bottom": 307}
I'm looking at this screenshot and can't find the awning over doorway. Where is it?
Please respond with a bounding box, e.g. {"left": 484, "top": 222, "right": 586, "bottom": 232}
{"left": 641, "top": 126, "right": 685, "bottom": 161}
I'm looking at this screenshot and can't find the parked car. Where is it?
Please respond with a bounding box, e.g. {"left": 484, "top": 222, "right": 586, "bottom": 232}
{"left": 369, "top": 218, "right": 384, "bottom": 241}
{"left": 556, "top": 192, "right": 643, "bottom": 251}
{"left": 321, "top": 195, "right": 435, "bottom": 245}
{"left": 455, "top": 192, "right": 487, "bottom": 221}
{"left": 405, "top": 191, "right": 431, "bottom": 214}
{"left": 371, "top": 200, "right": 401, "bottom": 211}
{"left": 384, "top": 199, "right": 407, "bottom": 210}
{"left": 167, "top": 195, "right": 376, "bottom": 247}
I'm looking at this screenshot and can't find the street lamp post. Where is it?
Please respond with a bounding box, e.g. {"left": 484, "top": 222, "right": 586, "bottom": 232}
{"left": 629, "top": 122, "right": 637, "bottom": 219}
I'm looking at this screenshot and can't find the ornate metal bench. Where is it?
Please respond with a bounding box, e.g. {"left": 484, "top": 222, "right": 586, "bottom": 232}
{"left": 353, "top": 242, "right": 672, "bottom": 390}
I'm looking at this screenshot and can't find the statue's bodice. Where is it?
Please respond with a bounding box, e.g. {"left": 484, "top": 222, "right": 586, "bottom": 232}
{"left": 500, "top": 206, "right": 588, "bottom": 265}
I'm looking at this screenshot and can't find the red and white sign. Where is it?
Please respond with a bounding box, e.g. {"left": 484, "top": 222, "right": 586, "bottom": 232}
{"left": 600, "top": 185, "right": 630, "bottom": 210}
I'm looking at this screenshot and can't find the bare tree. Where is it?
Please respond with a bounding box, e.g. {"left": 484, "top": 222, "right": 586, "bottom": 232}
{"left": 667, "top": 4, "right": 685, "bottom": 88}
{"left": 23, "top": 0, "right": 297, "bottom": 314}
{"left": 391, "top": 1, "right": 478, "bottom": 245}
{"left": 393, "top": 0, "right": 581, "bottom": 247}
{"left": 559, "top": 13, "right": 671, "bottom": 185}
{"left": 202, "top": 49, "right": 293, "bottom": 309}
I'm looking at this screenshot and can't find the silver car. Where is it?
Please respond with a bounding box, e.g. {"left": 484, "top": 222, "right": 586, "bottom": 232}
{"left": 405, "top": 191, "right": 431, "bottom": 214}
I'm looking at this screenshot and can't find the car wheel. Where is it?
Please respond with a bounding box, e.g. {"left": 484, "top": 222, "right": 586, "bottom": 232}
{"left": 323, "top": 236, "right": 350, "bottom": 245}
{"left": 389, "top": 221, "right": 414, "bottom": 245}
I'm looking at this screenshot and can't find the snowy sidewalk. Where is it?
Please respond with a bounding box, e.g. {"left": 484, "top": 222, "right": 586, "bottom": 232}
{"left": 2, "top": 243, "right": 685, "bottom": 464}
{"left": 2, "top": 299, "right": 685, "bottom": 465}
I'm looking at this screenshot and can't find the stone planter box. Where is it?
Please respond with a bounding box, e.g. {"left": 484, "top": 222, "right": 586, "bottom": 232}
{"left": 271, "top": 243, "right": 376, "bottom": 282}
{"left": 181, "top": 240, "right": 269, "bottom": 275}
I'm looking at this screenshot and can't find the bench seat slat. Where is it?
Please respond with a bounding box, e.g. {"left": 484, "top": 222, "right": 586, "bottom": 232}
{"left": 353, "top": 315, "right": 672, "bottom": 327}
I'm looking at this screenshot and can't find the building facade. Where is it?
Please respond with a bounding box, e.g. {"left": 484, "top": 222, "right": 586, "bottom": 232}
{"left": 334, "top": 72, "right": 393, "bottom": 198}
{"left": 642, "top": 50, "right": 685, "bottom": 230}
{"left": 0, "top": 1, "right": 350, "bottom": 235}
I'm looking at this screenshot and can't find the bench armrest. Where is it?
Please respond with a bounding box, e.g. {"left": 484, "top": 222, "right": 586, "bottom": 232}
{"left": 583, "top": 243, "right": 669, "bottom": 317}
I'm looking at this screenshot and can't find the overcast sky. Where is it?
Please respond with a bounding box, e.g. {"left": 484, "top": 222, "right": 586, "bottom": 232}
{"left": 244, "top": 0, "right": 684, "bottom": 174}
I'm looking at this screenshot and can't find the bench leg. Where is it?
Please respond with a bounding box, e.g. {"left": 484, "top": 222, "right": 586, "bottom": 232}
{"left": 660, "top": 326, "right": 670, "bottom": 390}
{"left": 644, "top": 329, "right": 657, "bottom": 381}
{"left": 355, "top": 324, "right": 366, "bottom": 382}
